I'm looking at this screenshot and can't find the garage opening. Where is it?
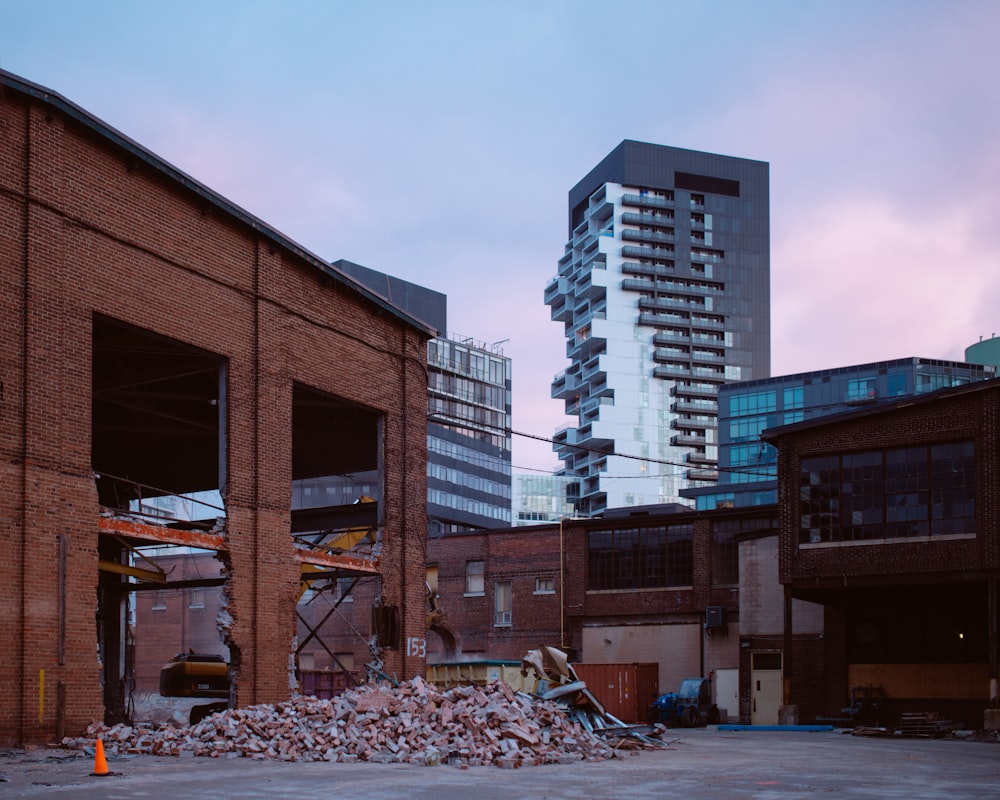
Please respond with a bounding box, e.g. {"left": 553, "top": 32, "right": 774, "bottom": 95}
{"left": 92, "top": 316, "right": 229, "bottom": 724}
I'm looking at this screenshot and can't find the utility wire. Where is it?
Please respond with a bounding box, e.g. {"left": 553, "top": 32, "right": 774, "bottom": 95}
{"left": 429, "top": 414, "right": 777, "bottom": 479}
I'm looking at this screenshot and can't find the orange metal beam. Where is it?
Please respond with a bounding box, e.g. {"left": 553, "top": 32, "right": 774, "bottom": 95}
{"left": 99, "top": 514, "right": 379, "bottom": 574}
{"left": 98, "top": 515, "right": 227, "bottom": 551}
{"left": 295, "top": 549, "right": 379, "bottom": 574}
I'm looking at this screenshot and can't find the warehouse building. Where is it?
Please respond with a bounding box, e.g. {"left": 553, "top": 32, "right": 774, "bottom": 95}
{"left": 0, "top": 70, "right": 432, "bottom": 746}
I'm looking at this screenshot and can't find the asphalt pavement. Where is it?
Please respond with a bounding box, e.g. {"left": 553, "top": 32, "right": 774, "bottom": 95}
{"left": 3, "top": 727, "right": 999, "bottom": 799}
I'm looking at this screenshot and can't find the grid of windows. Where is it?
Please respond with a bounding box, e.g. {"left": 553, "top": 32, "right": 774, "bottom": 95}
{"left": 783, "top": 386, "right": 803, "bottom": 409}
{"left": 729, "top": 390, "right": 776, "bottom": 417}
{"left": 428, "top": 463, "right": 511, "bottom": 499}
{"left": 587, "top": 524, "right": 693, "bottom": 590}
{"left": 847, "top": 377, "right": 876, "bottom": 402}
{"left": 730, "top": 415, "right": 773, "bottom": 443}
{"left": 800, "top": 442, "right": 975, "bottom": 543}
{"left": 429, "top": 489, "right": 510, "bottom": 522}
{"left": 729, "top": 442, "right": 777, "bottom": 483}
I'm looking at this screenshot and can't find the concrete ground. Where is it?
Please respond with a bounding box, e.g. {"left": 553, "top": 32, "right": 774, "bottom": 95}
{"left": 2, "top": 728, "right": 999, "bottom": 799}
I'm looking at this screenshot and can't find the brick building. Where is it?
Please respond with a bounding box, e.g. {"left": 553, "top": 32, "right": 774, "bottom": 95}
{"left": 0, "top": 70, "right": 432, "bottom": 746}
{"left": 425, "top": 505, "right": 783, "bottom": 722}
{"left": 764, "top": 378, "right": 1000, "bottom": 728}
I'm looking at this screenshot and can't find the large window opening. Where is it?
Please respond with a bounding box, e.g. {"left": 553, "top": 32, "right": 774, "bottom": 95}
{"left": 92, "top": 316, "right": 229, "bottom": 725}
{"left": 291, "top": 384, "right": 384, "bottom": 696}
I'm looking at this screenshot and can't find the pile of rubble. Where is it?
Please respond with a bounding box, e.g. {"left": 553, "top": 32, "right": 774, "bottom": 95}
{"left": 64, "top": 677, "right": 626, "bottom": 767}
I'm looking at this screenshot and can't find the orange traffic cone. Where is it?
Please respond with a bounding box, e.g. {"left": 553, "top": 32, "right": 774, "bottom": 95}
{"left": 93, "top": 738, "right": 109, "bottom": 776}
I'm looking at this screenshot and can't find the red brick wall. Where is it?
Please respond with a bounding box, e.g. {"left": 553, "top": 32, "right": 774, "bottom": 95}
{"left": 0, "top": 85, "right": 428, "bottom": 745}
{"left": 426, "top": 514, "right": 744, "bottom": 665}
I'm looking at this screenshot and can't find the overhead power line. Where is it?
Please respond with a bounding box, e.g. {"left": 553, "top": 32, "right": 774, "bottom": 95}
{"left": 427, "top": 415, "right": 776, "bottom": 479}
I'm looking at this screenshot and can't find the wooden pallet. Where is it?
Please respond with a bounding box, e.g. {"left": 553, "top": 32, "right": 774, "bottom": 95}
{"left": 898, "top": 712, "right": 946, "bottom": 738}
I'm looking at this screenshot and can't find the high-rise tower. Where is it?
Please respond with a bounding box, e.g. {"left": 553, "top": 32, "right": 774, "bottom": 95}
{"left": 545, "top": 141, "right": 770, "bottom": 516}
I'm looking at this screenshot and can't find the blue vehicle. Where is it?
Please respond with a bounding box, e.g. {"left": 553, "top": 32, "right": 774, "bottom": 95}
{"left": 647, "top": 677, "right": 720, "bottom": 727}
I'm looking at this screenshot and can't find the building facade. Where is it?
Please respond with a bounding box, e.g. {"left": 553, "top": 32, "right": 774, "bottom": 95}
{"left": 334, "top": 261, "right": 513, "bottom": 532}
{"left": 764, "top": 378, "right": 1000, "bottom": 728}
{"left": 512, "top": 473, "right": 577, "bottom": 525}
{"left": 425, "top": 505, "right": 787, "bottom": 723}
{"left": 686, "top": 357, "right": 996, "bottom": 510}
{"left": 546, "top": 140, "right": 770, "bottom": 516}
{"left": 0, "top": 70, "right": 431, "bottom": 746}
{"left": 426, "top": 335, "right": 512, "bottom": 531}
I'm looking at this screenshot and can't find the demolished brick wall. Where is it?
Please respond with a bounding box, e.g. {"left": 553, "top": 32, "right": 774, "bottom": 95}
{"left": 0, "top": 75, "right": 429, "bottom": 746}
{"left": 67, "top": 677, "right": 627, "bottom": 767}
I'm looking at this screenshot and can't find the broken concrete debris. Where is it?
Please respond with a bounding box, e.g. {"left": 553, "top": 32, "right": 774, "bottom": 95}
{"left": 63, "top": 676, "right": 654, "bottom": 767}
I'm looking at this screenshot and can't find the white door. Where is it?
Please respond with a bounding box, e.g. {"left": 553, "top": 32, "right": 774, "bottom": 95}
{"left": 713, "top": 668, "right": 738, "bottom": 723}
{"left": 750, "top": 652, "right": 782, "bottom": 725}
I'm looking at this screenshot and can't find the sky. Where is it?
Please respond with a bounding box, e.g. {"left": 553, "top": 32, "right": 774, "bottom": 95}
{"left": 4, "top": 1, "right": 999, "bottom": 474}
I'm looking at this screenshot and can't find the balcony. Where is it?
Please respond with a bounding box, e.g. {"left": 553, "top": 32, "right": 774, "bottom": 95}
{"left": 622, "top": 244, "right": 675, "bottom": 260}
{"left": 672, "top": 397, "right": 716, "bottom": 412}
{"left": 622, "top": 261, "right": 674, "bottom": 278}
{"left": 544, "top": 275, "right": 569, "bottom": 306}
{"left": 653, "top": 330, "right": 691, "bottom": 346}
{"left": 640, "top": 296, "right": 703, "bottom": 313}
{"left": 622, "top": 277, "right": 656, "bottom": 293}
{"left": 621, "top": 211, "right": 675, "bottom": 229}
{"left": 549, "top": 299, "right": 571, "bottom": 324}
{"left": 653, "top": 347, "right": 690, "bottom": 363}
{"left": 621, "top": 228, "right": 675, "bottom": 246}
{"left": 671, "top": 433, "right": 707, "bottom": 447}
{"left": 691, "top": 351, "right": 725, "bottom": 365}
{"left": 671, "top": 382, "right": 718, "bottom": 400}
{"left": 550, "top": 371, "right": 579, "bottom": 400}
{"left": 690, "top": 316, "right": 726, "bottom": 331}
{"left": 654, "top": 363, "right": 692, "bottom": 378}
{"left": 690, "top": 247, "right": 724, "bottom": 262}
{"left": 639, "top": 311, "right": 689, "bottom": 329}
{"left": 621, "top": 192, "right": 673, "bottom": 209}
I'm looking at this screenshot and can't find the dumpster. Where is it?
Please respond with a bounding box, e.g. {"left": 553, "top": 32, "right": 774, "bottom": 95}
{"left": 426, "top": 660, "right": 532, "bottom": 692}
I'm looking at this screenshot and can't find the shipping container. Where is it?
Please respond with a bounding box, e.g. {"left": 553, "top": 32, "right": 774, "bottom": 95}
{"left": 572, "top": 663, "right": 659, "bottom": 723}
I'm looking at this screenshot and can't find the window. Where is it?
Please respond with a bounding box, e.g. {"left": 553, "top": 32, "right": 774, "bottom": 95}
{"left": 188, "top": 589, "right": 205, "bottom": 609}
{"left": 847, "top": 378, "right": 876, "bottom": 403}
{"left": 799, "top": 442, "right": 975, "bottom": 543}
{"left": 465, "top": 561, "right": 484, "bottom": 595}
{"left": 534, "top": 577, "right": 555, "bottom": 595}
{"left": 494, "top": 581, "right": 512, "bottom": 626}
{"left": 783, "top": 386, "right": 804, "bottom": 410}
{"left": 151, "top": 591, "right": 167, "bottom": 611}
{"left": 587, "top": 524, "right": 693, "bottom": 590}
{"left": 729, "top": 390, "right": 776, "bottom": 418}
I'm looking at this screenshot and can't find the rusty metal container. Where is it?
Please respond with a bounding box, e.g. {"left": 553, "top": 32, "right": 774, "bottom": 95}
{"left": 572, "top": 663, "right": 659, "bottom": 723}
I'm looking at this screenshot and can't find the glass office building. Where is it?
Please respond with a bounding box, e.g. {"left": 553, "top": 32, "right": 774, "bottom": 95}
{"left": 426, "top": 335, "right": 512, "bottom": 531}
{"left": 512, "top": 473, "right": 578, "bottom": 525}
{"left": 335, "top": 260, "right": 512, "bottom": 531}
{"left": 546, "top": 141, "right": 770, "bottom": 516}
{"left": 685, "top": 357, "right": 997, "bottom": 511}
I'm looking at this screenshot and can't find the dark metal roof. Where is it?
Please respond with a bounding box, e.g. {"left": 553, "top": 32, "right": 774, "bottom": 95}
{"left": 0, "top": 69, "right": 436, "bottom": 338}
